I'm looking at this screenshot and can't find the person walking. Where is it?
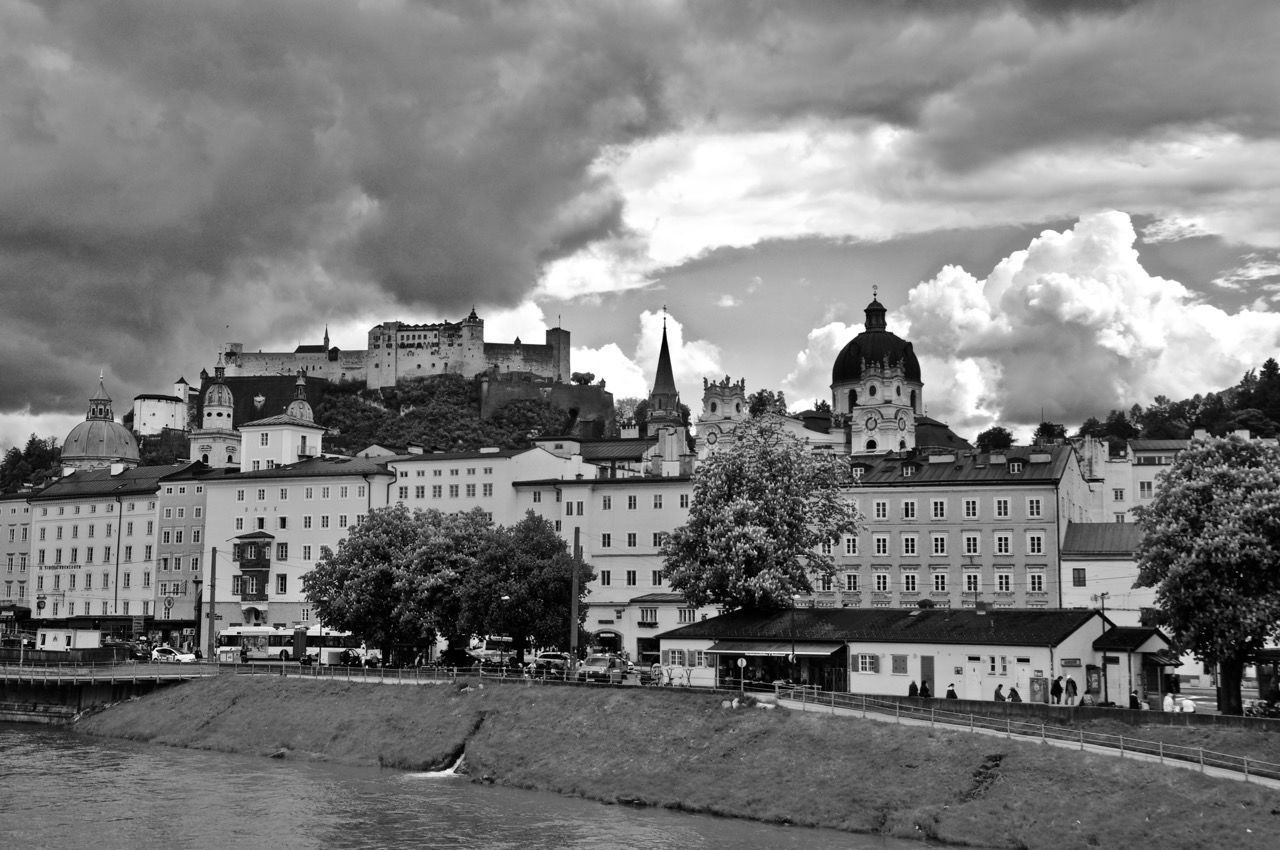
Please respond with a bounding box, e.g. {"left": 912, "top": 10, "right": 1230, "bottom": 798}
{"left": 1162, "top": 691, "right": 1176, "bottom": 712}
{"left": 994, "top": 684, "right": 1005, "bottom": 702}
{"left": 1051, "top": 676, "right": 1064, "bottom": 704}
{"left": 1129, "top": 690, "right": 1141, "bottom": 710}
{"left": 908, "top": 680, "right": 919, "bottom": 698}
{"left": 945, "top": 684, "right": 958, "bottom": 699}
{"left": 1064, "top": 675, "right": 1078, "bottom": 705}
{"left": 919, "top": 680, "right": 932, "bottom": 699}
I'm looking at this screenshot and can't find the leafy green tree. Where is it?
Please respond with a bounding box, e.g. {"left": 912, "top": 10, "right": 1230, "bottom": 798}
{"left": 811, "top": 399, "right": 832, "bottom": 414}
{"left": 1031, "top": 421, "right": 1066, "bottom": 445}
{"left": 975, "top": 426, "right": 1014, "bottom": 452}
{"left": 662, "top": 418, "right": 861, "bottom": 609}
{"left": 747, "top": 388, "right": 788, "bottom": 418}
{"left": 304, "top": 505, "right": 492, "bottom": 664}
{"left": 453, "top": 512, "right": 594, "bottom": 664}
{"left": 1134, "top": 436, "right": 1280, "bottom": 715}
{"left": 0, "top": 435, "right": 61, "bottom": 493}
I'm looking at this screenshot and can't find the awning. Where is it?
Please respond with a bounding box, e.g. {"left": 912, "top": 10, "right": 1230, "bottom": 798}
{"left": 705, "top": 640, "right": 843, "bottom": 657}
{"left": 1147, "top": 651, "right": 1183, "bottom": 667}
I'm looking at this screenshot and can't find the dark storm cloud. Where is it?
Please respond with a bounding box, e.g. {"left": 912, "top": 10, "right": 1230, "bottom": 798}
{"left": 1, "top": 0, "right": 1274, "bottom": 422}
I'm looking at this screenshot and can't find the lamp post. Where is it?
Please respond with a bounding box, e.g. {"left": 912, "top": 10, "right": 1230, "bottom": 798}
{"left": 790, "top": 594, "right": 801, "bottom": 685}
{"left": 1093, "top": 592, "right": 1110, "bottom": 705}
{"left": 192, "top": 578, "right": 203, "bottom": 660}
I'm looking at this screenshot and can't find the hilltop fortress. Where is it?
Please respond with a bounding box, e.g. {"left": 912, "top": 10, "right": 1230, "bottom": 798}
{"left": 222, "top": 309, "right": 571, "bottom": 390}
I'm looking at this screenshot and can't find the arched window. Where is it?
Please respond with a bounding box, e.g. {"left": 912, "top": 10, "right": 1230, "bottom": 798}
{"left": 201, "top": 454, "right": 209, "bottom": 464}
{"left": 910, "top": 390, "right": 917, "bottom": 412}
{"left": 866, "top": 439, "right": 878, "bottom": 451}
{"left": 869, "top": 385, "right": 877, "bottom": 398}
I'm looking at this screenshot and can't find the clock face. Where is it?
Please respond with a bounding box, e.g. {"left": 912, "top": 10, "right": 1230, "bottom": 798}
{"left": 898, "top": 414, "right": 908, "bottom": 431}
{"left": 865, "top": 415, "right": 878, "bottom": 431}
{"left": 706, "top": 431, "right": 718, "bottom": 444}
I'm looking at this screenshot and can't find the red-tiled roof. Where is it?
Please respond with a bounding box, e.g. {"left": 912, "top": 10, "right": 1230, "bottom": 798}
{"left": 1061, "top": 522, "right": 1143, "bottom": 556}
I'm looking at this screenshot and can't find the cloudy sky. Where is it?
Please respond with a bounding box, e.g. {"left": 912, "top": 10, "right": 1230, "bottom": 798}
{"left": 3, "top": 0, "right": 1280, "bottom": 453}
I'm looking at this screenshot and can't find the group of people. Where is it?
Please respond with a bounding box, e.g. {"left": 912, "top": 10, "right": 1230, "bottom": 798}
{"left": 1049, "top": 675, "right": 1079, "bottom": 704}
{"left": 908, "top": 680, "right": 1023, "bottom": 702}
{"left": 991, "top": 683, "right": 1023, "bottom": 702}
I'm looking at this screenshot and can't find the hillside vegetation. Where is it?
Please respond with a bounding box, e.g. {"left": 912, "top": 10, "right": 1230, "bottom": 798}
{"left": 77, "top": 676, "right": 1280, "bottom": 850}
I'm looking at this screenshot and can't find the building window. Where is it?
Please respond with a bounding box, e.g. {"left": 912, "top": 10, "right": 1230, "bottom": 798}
{"left": 260, "top": 433, "right": 269, "bottom": 446}
{"left": 874, "top": 535, "right": 889, "bottom": 556}
{"left": 963, "top": 534, "right": 980, "bottom": 555}
{"left": 819, "top": 575, "right": 833, "bottom": 592}
{"left": 995, "top": 534, "right": 1011, "bottom": 555}
{"left": 482, "top": 484, "right": 492, "bottom": 497}
{"left": 874, "top": 500, "right": 888, "bottom": 520}
{"left": 901, "top": 535, "right": 917, "bottom": 556}
{"left": 933, "top": 572, "right": 947, "bottom": 592}
{"left": 1115, "top": 513, "right": 1127, "bottom": 523}
{"left": 1139, "top": 481, "right": 1153, "bottom": 499}
{"left": 1027, "top": 498, "right": 1043, "bottom": 518}
{"left": 399, "top": 486, "right": 409, "bottom": 500}
{"left": 277, "top": 543, "right": 288, "bottom": 561}
{"left": 964, "top": 498, "right": 978, "bottom": 519}
{"left": 902, "top": 572, "right": 917, "bottom": 592}
{"left": 651, "top": 571, "right": 663, "bottom": 586}
{"left": 639, "top": 607, "right": 658, "bottom": 623}
{"left": 995, "top": 498, "right": 1009, "bottom": 518}
{"left": 1029, "top": 572, "right": 1045, "bottom": 593}
{"left": 678, "top": 608, "right": 696, "bottom": 624}
{"left": 449, "top": 485, "right": 459, "bottom": 498}
{"left": 653, "top": 495, "right": 663, "bottom": 509}
{"left": 1072, "top": 568, "right": 1086, "bottom": 587}
{"left": 931, "top": 535, "right": 947, "bottom": 556}
{"left": 902, "top": 500, "right": 916, "bottom": 520}
{"left": 600, "top": 570, "right": 611, "bottom": 587}
{"left": 302, "top": 545, "right": 311, "bottom": 561}
{"left": 931, "top": 499, "right": 946, "bottom": 519}
{"left": 432, "top": 486, "right": 442, "bottom": 498}
{"left": 845, "top": 573, "right": 860, "bottom": 592}
{"left": 874, "top": 573, "right": 889, "bottom": 592}
{"left": 123, "top": 572, "right": 131, "bottom": 589}
{"left": 844, "top": 536, "right": 857, "bottom": 556}
{"left": 856, "top": 654, "right": 880, "bottom": 673}
{"left": 1113, "top": 488, "right": 1125, "bottom": 501}
{"left": 627, "top": 495, "right": 637, "bottom": 510}
{"left": 627, "top": 533, "right": 637, "bottom": 548}
{"left": 532, "top": 491, "right": 542, "bottom": 503}
{"left": 1027, "top": 533, "right": 1044, "bottom": 555}
{"left": 680, "top": 494, "right": 689, "bottom": 508}
{"left": 277, "top": 574, "right": 287, "bottom": 594}
{"left": 964, "top": 572, "right": 979, "bottom": 593}
{"left": 996, "top": 572, "right": 1011, "bottom": 593}
{"left": 465, "top": 484, "right": 476, "bottom": 498}
{"left": 626, "top": 570, "right": 637, "bottom": 586}
{"left": 601, "top": 533, "right": 611, "bottom": 548}
{"left": 652, "top": 533, "right": 664, "bottom": 547}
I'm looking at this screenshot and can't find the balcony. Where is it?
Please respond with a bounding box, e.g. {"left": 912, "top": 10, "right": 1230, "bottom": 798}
{"left": 238, "top": 589, "right": 268, "bottom": 603}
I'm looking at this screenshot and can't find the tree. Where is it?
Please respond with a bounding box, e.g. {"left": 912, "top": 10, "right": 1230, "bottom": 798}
{"left": 1031, "top": 421, "right": 1066, "bottom": 445}
{"left": 1075, "top": 416, "right": 1106, "bottom": 439}
{"left": 812, "top": 399, "right": 832, "bottom": 414}
{"left": 453, "top": 512, "right": 594, "bottom": 664}
{"left": 975, "top": 426, "right": 1014, "bottom": 453}
{"left": 1134, "top": 436, "right": 1280, "bottom": 715}
{"left": 304, "top": 505, "right": 492, "bottom": 664}
{"left": 747, "top": 388, "right": 788, "bottom": 418}
{"left": 0, "top": 435, "right": 61, "bottom": 493}
{"left": 662, "top": 418, "right": 861, "bottom": 609}
{"left": 570, "top": 371, "right": 595, "bottom": 386}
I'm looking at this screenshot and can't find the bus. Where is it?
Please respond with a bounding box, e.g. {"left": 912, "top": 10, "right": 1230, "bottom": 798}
{"left": 215, "top": 625, "right": 376, "bottom": 664}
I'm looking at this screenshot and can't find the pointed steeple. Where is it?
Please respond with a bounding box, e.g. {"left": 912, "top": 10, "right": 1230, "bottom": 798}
{"left": 87, "top": 371, "right": 114, "bottom": 421}
{"left": 648, "top": 314, "right": 680, "bottom": 425}
{"left": 323, "top": 324, "right": 330, "bottom": 349}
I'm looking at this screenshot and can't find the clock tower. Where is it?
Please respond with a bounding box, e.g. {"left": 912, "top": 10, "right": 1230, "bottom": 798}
{"left": 830, "top": 293, "right": 922, "bottom": 454}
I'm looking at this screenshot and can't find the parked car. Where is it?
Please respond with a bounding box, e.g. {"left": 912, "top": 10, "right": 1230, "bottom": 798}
{"left": 337, "top": 648, "right": 379, "bottom": 668}
{"left": 152, "top": 646, "right": 196, "bottom": 664}
{"left": 578, "top": 654, "right": 628, "bottom": 683}
{"left": 437, "top": 647, "right": 483, "bottom": 668}
{"left": 533, "top": 652, "right": 574, "bottom": 678}
{"left": 103, "top": 639, "right": 149, "bottom": 661}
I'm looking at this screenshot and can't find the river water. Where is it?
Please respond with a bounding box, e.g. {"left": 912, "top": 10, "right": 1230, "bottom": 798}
{"left": 0, "top": 724, "right": 918, "bottom": 849}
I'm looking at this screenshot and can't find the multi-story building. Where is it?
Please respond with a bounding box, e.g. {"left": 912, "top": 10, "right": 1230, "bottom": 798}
{"left": 153, "top": 468, "right": 212, "bottom": 648}
{"left": 29, "top": 463, "right": 198, "bottom": 634}
{"left": 0, "top": 492, "right": 32, "bottom": 633}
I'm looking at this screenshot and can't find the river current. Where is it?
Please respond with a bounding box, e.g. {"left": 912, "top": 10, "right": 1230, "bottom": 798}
{"left": 0, "top": 723, "right": 917, "bottom": 849}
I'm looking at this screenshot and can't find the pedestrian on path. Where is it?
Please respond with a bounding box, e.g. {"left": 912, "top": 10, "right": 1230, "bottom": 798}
{"left": 945, "top": 684, "right": 958, "bottom": 699}
{"left": 1163, "top": 692, "right": 1176, "bottom": 712}
{"left": 908, "top": 680, "right": 919, "bottom": 698}
{"left": 919, "top": 680, "right": 932, "bottom": 699}
{"left": 994, "top": 684, "right": 1005, "bottom": 702}
{"left": 1129, "top": 690, "right": 1141, "bottom": 710}
{"left": 1051, "top": 676, "right": 1064, "bottom": 704}
{"left": 1065, "top": 675, "right": 1078, "bottom": 705}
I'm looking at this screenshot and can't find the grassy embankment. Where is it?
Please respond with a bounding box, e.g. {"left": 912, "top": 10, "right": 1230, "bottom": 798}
{"left": 77, "top": 677, "right": 1280, "bottom": 850}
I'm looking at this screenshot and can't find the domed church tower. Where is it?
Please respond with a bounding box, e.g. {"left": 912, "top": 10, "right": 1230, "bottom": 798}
{"left": 61, "top": 373, "right": 141, "bottom": 472}
{"left": 831, "top": 292, "right": 923, "bottom": 454}
{"left": 188, "top": 354, "right": 240, "bottom": 468}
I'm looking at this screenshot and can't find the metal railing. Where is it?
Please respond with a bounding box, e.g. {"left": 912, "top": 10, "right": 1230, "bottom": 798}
{"left": 781, "top": 687, "right": 1280, "bottom": 783}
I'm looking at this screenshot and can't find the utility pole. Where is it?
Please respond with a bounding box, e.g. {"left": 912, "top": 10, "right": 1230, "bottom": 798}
{"left": 207, "top": 547, "right": 218, "bottom": 662}
{"left": 1094, "top": 592, "right": 1110, "bottom": 705}
{"left": 570, "top": 528, "right": 581, "bottom": 659}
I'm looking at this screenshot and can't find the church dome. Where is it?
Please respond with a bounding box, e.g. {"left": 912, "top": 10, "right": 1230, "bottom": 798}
{"left": 63, "top": 418, "right": 140, "bottom": 465}
{"left": 831, "top": 298, "right": 921, "bottom": 384}
{"left": 62, "top": 374, "right": 140, "bottom": 469}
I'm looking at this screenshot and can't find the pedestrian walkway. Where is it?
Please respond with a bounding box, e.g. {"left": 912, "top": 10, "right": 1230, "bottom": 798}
{"left": 778, "top": 696, "right": 1280, "bottom": 790}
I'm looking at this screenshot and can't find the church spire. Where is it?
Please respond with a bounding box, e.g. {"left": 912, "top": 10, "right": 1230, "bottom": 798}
{"left": 648, "top": 314, "right": 680, "bottom": 425}
{"left": 87, "top": 371, "right": 114, "bottom": 421}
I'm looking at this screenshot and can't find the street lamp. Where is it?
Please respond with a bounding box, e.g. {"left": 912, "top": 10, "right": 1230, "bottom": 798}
{"left": 192, "top": 578, "right": 203, "bottom": 661}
